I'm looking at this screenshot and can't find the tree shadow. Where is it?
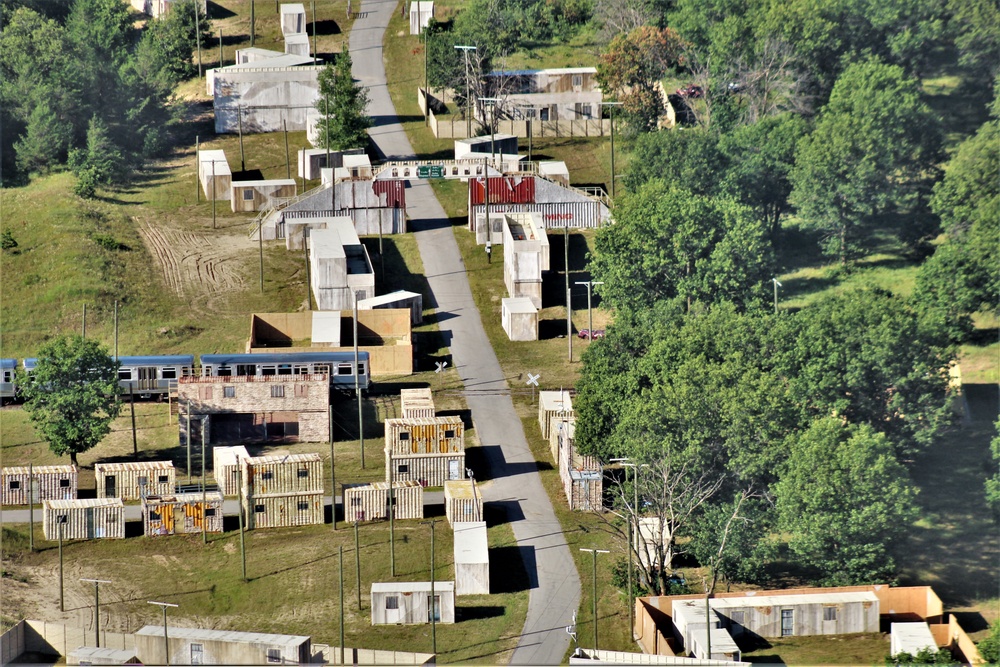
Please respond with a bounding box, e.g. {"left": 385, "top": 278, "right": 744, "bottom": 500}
{"left": 311, "top": 19, "right": 341, "bottom": 36}
{"left": 489, "top": 545, "right": 536, "bottom": 593}
{"left": 206, "top": 1, "right": 236, "bottom": 19}
{"left": 457, "top": 605, "right": 506, "bottom": 621}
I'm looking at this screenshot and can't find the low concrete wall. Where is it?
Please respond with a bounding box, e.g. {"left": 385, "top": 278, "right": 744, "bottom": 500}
{"left": 316, "top": 644, "right": 436, "bottom": 665}
{"left": 1, "top": 620, "right": 136, "bottom": 663}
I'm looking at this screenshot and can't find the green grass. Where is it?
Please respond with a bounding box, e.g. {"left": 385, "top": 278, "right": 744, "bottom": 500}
{"left": 740, "top": 633, "right": 891, "bottom": 664}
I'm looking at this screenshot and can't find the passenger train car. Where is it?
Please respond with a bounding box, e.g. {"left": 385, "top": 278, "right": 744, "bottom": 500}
{"left": 115, "top": 355, "right": 196, "bottom": 396}
{"left": 0, "top": 359, "right": 16, "bottom": 402}
{"left": 200, "top": 352, "right": 370, "bottom": 391}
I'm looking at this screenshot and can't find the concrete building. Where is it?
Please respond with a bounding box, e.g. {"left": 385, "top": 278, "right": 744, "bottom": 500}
{"left": 409, "top": 1, "right": 434, "bottom": 34}
{"left": 284, "top": 32, "right": 311, "bottom": 57}
{"left": 231, "top": 179, "right": 297, "bottom": 213}
{"left": 2, "top": 465, "right": 77, "bottom": 505}
{"left": 197, "top": 149, "right": 232, "bottom": 201}
{"left": 469, "top": 175, "right": 611, "bottom": 233}
{"left": 385, "top": 417, "right": 466, "bottom": 487}
{"left": 453, "top": 521, "right": 489, "bottom": 596}
{"left": 42, "top": 498, "right": 124, "bottom": 540}
{"left": 235, "top": 47, "right": 284, "bottom": 64}
{"left": 211, "top": 58, "right": 322, "bottom": 133}
{"left": 177, "top": 374, "right": 331, "bottom": 445}
{"left": 502, "top": 212, "right": 550, "bottom": 308}
{"left": 891, "top": 622, "right": 938, "bottom": 657}
{"left": 67, "top": 646, "right": 139, "bottom": 665}
{"left": 343, "top": 481, "right": 424, "bottom": 522}
{"left": 454, "top": 134, "right": 518, "bottom": 160}
{"left": 358, "top": 290, "right": 423, "bottom": 325}
{"left": 538, "top": 160, "right": 570, "bottom": 187}
{"left": 257, "top": 179, "right": 407, "bottom": 239}
{"left": 142, "top": 491, "right": 224, "bottom": 536}
{"left": 96, "top": 461, "right": 175, "bottom": 500}
{"left": 134, "top": 626, "right": 310, "bottom": 665}
{"left": 343, "top": 153, "right": 373, "bottom": 179}
{"left": 280, "top": 3, "right": 307, "bottom": 34}
{"left": 241, "top": 453, "right": 324, "bottom": 529}
{"left": 501, "top": 297, "right": 538, "bottom": 342}
{"left": 297, "top": 147, "right": 366, "bottom": 180}
{"left": 284, "top": 214, "right": 353, "bottom": 251}
{"left": 213, "top": 445, "right": 249, "bottom": 495}
{"left": 309, "top": 221, "right": 376, "bottom": 311}
{"left": 485, "top": 67, "right": 603, "bottom": 122}
{"left": 370, "top": 582, "right": 456, "bottom": 625}
{"left": 538, "top": 390, "right": 573, "bottom": 440}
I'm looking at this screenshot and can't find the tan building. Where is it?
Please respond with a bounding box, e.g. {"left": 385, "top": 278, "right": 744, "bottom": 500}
{"left": 1, "top": 465, "right": 77, "bottom": 505}
{"left": 43, "top": 498, "right": 125, "bottom": 540}
{"left": 142, "top": 492, "right": 224, "bottom": 536}
{"left": 385, "top": 416, "right": 466, "bottom": 487}
{"left": 343, "top": 481, "right": 424, "bottom": 522}
{"left": 485, "top": 67, "right": 603, "bottom": 122}
{"left": 502, "top": 213, "right": 550, "bottom": 309}
{"left": 177, "top": 374, "right": 330, "bottom": 445}
{"left": 95, "top": 462, "right": 175, "bottom": 500}
{"left": 241, "top": 453, "right": 324, "bottom": 529}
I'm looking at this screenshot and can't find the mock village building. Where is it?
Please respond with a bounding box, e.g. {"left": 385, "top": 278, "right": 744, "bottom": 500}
{"left": 384, "top": 416, "right": 466, "bottom": 487}
{"left": 241, "top": 453, "right": 324, "bottom": 529}
{"left": 1, "top": 465, "right": 77, "bottom": 505}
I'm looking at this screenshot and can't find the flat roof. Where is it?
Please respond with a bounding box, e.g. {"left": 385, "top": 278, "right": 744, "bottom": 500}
{"left": 343, "top": 480, "right": 422, "bottom": 491}
{"left": 69, "top": 646, "right": 139, "bottom": 662}
{"left": 144, "top": 491, "right": 224, "bottom": 505}
{"left": 285, "top": 33, "right": 310, "bottom": 44}
{"left": 892, "top": 622, "right": 937, "bottom": 653}
{"left": 245, "top": 452, "right": 322, "bottom": 465}
{"left": 489, "top": 67, "right": 597, "bottom": 76}
{"left": 444, "top": 480, "right": 477, "bottom": 500}
{"left": 458, "top": 133, "right": 517, "bottom": 146}
{"left": 136, "top": 625, "right": 308, "bottom": 647}
{"left": 214, "top": 446, "right": 249, "bottom": 466}
{"left": 223, "top": 54, "right": 315, "bottom": 70}
{"left": 117, "top": 355, "right": 195, "bottom": 366}
{"left": 201, "top": 351, "right": 367, "bottom": 364}
{"left": 232, "top": 179, "right": 297, "bottom": 188}
{"left": 385, "top": 416, "right": 463, "bottom": 427}
{"left": 0, "top": 358, "right": 15, "bottom": 369}
{"left": 359, "top": 291, "right": 421, "bottom": 308}
{"left": 3, "top": 465, "right": 75, "bottom": 475}
{"left": 281, "top": 2, "right": 306, "bottom": 12}
{"left": 238, "top": 47, "right": 284, "bottom": 58}
{"left": 453, "top": 521, "right": 488, "bottom": 564}
{"left": 95, "top": 461, "right": 174, "bottom": 472}
{"left": 44, "top": 498, "right": 123, "bottom": 509}
{"left": 371, "top": 581, "right": 455, "bottom": 594}
{"left": 311, "top": 228, "right": 346, "bottom": 259}
{"left": 343, "top": 154, "right": 371, "bottom": 168}
{"left": 673, "top": 599, "right": 722, "bottom": 625}
{"left": 539, "top": 390, "right": 572, "bottom": 412}
{"left": 710, "top": 591, "right": 879, "bottom": 608}
{"left": 503, "top": 297, "right": 538, "bottom": 314}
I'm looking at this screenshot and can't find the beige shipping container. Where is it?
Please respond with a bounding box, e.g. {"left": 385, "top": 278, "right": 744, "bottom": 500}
{"left": 385, "top": 417, "right": 464, "bottom": 455}
{"left": 549, "top": 417, "right": 575, "bottom": 463}
{"left": 343, "top": 481, "right": 424, "bottom": 522}
{"left": 538, "top": 390, "right": 573, "bottom": 440}
{"left": 95, "top": 461, "right": 175, "bottom": 500}
{"left": 43, "top": 498, "right": 125, "bottom": 540}
{"left": 242, "top": 453, "right": 323, "bottom": 496}
{"left": 387, "top": 451, "right": 466, "bottom": 488}
{"left": 143, "top": 491, "right": 224, "bottom": 536}
{"left": 213, "top": 445, "right": 249, "bottom": 495}
{"left": 243, "top": 491, "right": 324, "bottom": 529}
{"left": 1, "top": 465, "right": 77, "bottom": 505}
{"left": 444, "top": 480, "right": 482, "bottom": 526}
{"left": 399, "top": 388, "right": 435, "bottom": 419}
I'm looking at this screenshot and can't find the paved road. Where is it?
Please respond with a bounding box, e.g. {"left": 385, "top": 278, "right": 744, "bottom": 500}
{"left": 350, "top": 3, "right": 581, "bottom": 664}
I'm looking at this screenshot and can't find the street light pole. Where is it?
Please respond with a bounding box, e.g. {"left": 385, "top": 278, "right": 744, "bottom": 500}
{"left": 599, "top": 101, "right": 622, "bottom": 200}
{"left": 579, "top": 549, "right": 609, "bottom": 652}
{"left": 80, "top": 579, "right": 111, "bottom": 648}
{"left": 575, "top": 281, "right": 604, "bottom": 341}
{"left": 421, "top": 519, "right": 439, "bottom": 655}
{"left": 772, "top": 277, "right": 782, "bottom": 314}
{"left": 147, "top": 601, "right": 178, "bottom": 666}
{"left": 454, "top": 46, "right": 477, "bottom": 138}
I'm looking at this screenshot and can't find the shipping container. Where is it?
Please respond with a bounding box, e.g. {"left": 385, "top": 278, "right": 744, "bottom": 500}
{"left": 370, "top": 581, "right": 456, "bottom": 625}
{"left": 342, "top": 481, "right": 423, "bottom": 522}
{"left": 471, "top": 201, "right": 605, "bottom": 232}
{"left": 95, "top": 461, "right": 175, "bottom": 500}
{"left": 444, "top": 480, "right": 482, "bottom": 526}
{"left": 242, "top": 453, "right": 323, "bottom": 496}
{"left": 539, "top": 390, "right": 574, "bottom": 440}
{"left": 555, "top": 419, "right": 602, "bottom": 511}
{"left": 384, "top": 417, "right": 464, "bottom": 455}
{"left": 548, "top": 416, "right": 574, "bottom": 463}
{"left": 453, "top": 521, "right": 489, "bottom": 596}
{"left": 243, "top": 491, "right": 324, "bottom": 529}
{"left": 43, "top": 498, "right": 125, "bottom": 540}
{"left": 1, "top": 465, "right": 77, "bottom": 505}
{"left": 387, "top": 451, "right": 466, "bottom": 488}
{"left": 399, "top": 388, "right": 435, "bottom": 419}
{"left": 142, "top": 491, "right": 224, "bottom": 536}
{"left": 213, "top": 445, "right": 250, "bottom": 495}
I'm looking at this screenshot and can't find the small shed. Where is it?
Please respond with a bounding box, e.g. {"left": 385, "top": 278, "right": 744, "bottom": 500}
{"left": 142, "top": 491, "right": 224, "bottom": 536}
{"left": 891, "top": 622, "right": 938, "bottom": 657}
{"left": 501, "top": 297, "right": 538, "bottom": 342}
{"left": 213, "top": 445, "right": 249, "bottom": 495}
{"left": 43, "top": 498, "right": 125, "bottom": 540}
{"left": 1, "top": 465, "right": 77, "bottom": 505}
{"left": 96, "top": 461, "right": 175, "bottom": 500}
{"left": 454, "top": 134, "right": 518, "bottom": 160}
{"left": 538, "top": 160, "right": 570, "bottom": 187}
{"left": 370, "top": 581, "right": 456, "bottom": 625}
{"left": 687, "top": 626, "right": 742, "bottom": 662}
{"left": 385, "top": 416, "right": 464, "bottom": 455}
{"left": 280, "top": 2, "right": 307, "bottom": 34}
{"left": 343, "top": 481, "right": 424, "bottom": 522}
{"left": 198, "top": 149, "right": 232, "bottom": 201}
{"left": 358, "top": 290, "right": 424, "bottom": 325}
{"left": 538, "top": 390, "right": 573, "bottom": 439}
{"left": 444, "top": 479, "right": 482, "bottom": 525}
{"left": 67, "top": 646, "right": 141, "bottom": 666}
{"left": 453, "top": 521, "right": 489, "bottom": 596}
{"left": 387, "top": 451, "right": 465, "bottom": 488}
{"left": 231, "top": 179, "right": 297, "bottom": 213}
{"left": 409, "top": 1, "right": 434, "bottom": 34}
{"left": 284, "top": 32, "right": 310, "bottom": 57}
{"left": 399, "top": 387, "right": 435, "bottom": 419}
{"left": 135, "top": 626, "right": 310, "bottom": 665}
{"left": 244, "top": 491, "right": 324, "bottom": 529}
{"left": 343, "top": 153, "right": 373, "bottom": 179}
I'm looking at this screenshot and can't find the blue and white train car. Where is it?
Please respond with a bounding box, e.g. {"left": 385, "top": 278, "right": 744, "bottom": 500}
{"left": 0, "top": 359, "right": 17, "bottom": 402}
{"left": 200, "top": 351, "right": 371, "bottom": 391}
{"left": 116, "top": 355, "right": 196, "bottom": 396}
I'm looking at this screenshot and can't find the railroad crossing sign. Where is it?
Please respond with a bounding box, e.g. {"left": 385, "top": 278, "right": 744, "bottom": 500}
{"left": 435, "top": 361, "right": 449, "bottom": 374}
{"left": 526, "top": 372, "right": 541, "bottom": 404}
{"left": 416, "top": 165, "right": 446, "bottom": 179}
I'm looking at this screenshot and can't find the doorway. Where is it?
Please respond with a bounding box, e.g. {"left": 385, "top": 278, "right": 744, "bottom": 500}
{"left": 780, "top": 609, "right": 794, "bottom": 636}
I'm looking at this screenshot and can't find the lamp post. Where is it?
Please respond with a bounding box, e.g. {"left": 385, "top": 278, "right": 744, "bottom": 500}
{"left": 599, "top": 101, "right": 622, "bottom": 199}
{"left": 579, "top": 549, "right": 610, "bottom": 651}
{"left": 772, "top": 277, "right": 782, "bottom": 314}
{"left": 575, "top": 280, "right": 604, "bottom": 341}
{"left": 147, "top": 601, "right": 178, "bottom": 666}
{"left": 80, "top": 579, "right": 111, "bottom": 648}
{"left": 454, "top": 46, "right": 477, "bottom": 138}
{"left": 478, "top": 97, "right": 499, "bottom": 170}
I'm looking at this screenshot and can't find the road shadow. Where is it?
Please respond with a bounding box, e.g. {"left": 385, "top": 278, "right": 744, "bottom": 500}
{"left": 457, "top": 605, "right": 506, "bottom": 621}
{"left": 472, "top": 445, "right": 550, "bottom": 481}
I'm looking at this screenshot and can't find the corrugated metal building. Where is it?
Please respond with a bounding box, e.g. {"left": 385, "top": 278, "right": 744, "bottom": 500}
{"left": 1, "top": 465, "right": 77, "bottom": 505}
{"left": 213, "top": 445, "right": 249, "bottom": 495}
{"left": 468, "top": 175, "right": 610, "bottom": 234}
{"left": 370, "top": 581, "right": 456, "bottom": 625}
{"left": 135, "top": 626, "right": 310, "bottom": 666}
{"left": 453, "top": 521, "right": 489, "bottom": 596}
{"left": 343, "top": 481, "right": 424, "bottom": 522}
{"left": 399, "top": 388, "right": 435, "bottom": 418}
{"left": 385, "top": 416, "right": 466, "bottom": 487}
{"left": 444, "top": 480, "right": 482, "bottom": 526}
{"left": 142, "top": 491, "right": 224, "bottom": 536}
{"left": 42, "top": 498, "right": 125, "bottom": 540}
{"left": 242, "top": 453, "right": 324, "bottom": 529}
{"left": 539, "top": 390, "right": 574, "bottom": 440}
{"left": 95, "top": 461, "right": 175, "bottom": 500}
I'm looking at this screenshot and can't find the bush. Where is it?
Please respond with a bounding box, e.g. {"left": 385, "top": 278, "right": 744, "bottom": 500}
{"left": 74, "top": 168, "right": 98, "bottom": 199}
{"left": 1, "top": 229, "right": 18, "bottom": 251}
{"left": 978, "top": 620, "right": 1000, "bottom": 663}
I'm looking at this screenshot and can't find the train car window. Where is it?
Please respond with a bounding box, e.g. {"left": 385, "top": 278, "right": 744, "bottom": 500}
{"left": 277, "top": 364, "right": 293, "bottom": 375}
{"left": 315, "top": 364, "right": 331, "bottom": 375}
{"left": 217, "top": 367, "right": 232, "bottom": 376}
{"left": 445, "top": 430, "right": 456, "bottom": 438}
{"left": 337, "top": 363, "right": 352, "bottom": 375}
{"left": 2, "top": 371, "right": 12, "bottom": 382}
{"left": 202, "top": 365, "right": 213, "bottom": 376}
{"left": 161, "top": 368, "right": 177, "bottom": 379}
{"left": 118, "top": 368, "right": 132, "bottom": 380}
{"left": 293, "top": 365, "right": 308, "bottom": 375}
{"left": 182, "top": 367, "right": 191, "bottom": 377}
{"left": 261, "top": 365, "right": 277, "bottom": 376}
{"left": 236, "top": 364, "right": 255, "bottom": 376}
{"left": 357, "top": 363, "right": 367, "bottom": 376}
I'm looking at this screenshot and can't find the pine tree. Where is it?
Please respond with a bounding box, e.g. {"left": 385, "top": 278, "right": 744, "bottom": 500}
{"left": 14, "top": 101, "right": 68, "bottom": 174}
{"left": 314, "top": 52, "right": 372, "bottom": 151}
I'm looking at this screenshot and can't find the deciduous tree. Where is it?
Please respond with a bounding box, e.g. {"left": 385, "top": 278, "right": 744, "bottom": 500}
{"left": 314, "top": 52, "right": 372, "bottom": 151}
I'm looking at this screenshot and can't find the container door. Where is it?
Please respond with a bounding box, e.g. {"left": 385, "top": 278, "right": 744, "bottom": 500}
{"left": 105, "top": 475, "right": 117, "bottom": 498}
{"left": 427, "top": 595, "right": 441, "bottom": 622}
{"left": 448, "top": 460, "right": 460, "bottom": 481}
{"left": 138, "top": 366, "right": 157, "bottom": 391}
{"left": 780, "top": 609, "right": 794, "bottom": 636}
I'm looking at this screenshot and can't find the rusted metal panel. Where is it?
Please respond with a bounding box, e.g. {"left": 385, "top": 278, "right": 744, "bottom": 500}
{"left": 95, "top": 462, "right": 175, "bottom": 500}
{"left": 372, "top": 180, "right": 406, "bottom": 208}
{"left": 444, "top": 480, "right": 482, "bottom": 526}
{"left": 387, "top": 451, "right": 466, "bottom": 488}
{"left": 343, "top": 481, "right": 423, "bottom": 522}
{"left": 43, "top": 498, "right": 125, "bottom": 540}
{"left": 468, "top": 176, "right": 536, "bottom": 206}
{"left": 142, "top": 492, "right": 224, "bottom": 536}
{"left": 243, "top": 491, "right": 324, "bottom": 529}
{"left": 399, "top": 388, "right": 435, "bottom": 419}
{"left": 384, "top": 417, "right": 464, "bottom": 455}
{"left": 1, "top": 466, "right": 77, "bottom": 505}
{"left": 471, "top": 201, "right": 604, "bottom": 231}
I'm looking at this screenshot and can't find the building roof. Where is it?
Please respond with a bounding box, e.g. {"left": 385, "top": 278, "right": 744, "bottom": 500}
{"left": 68, "top": 646, "right": 140, "bottom": 663}
{"left": 238, "top": 47, "right": 284, "bottom": 59}
{"left": 358, "top": 290, "right": 422, "bottom": 308}
{"left": 673, "top": 599, "right": 722, "bottom": 625}
{"left": 444, "top": 479, "right": 477, "bottom": 500}
{"left": 95, "top": 461, "right": 175, "bottom": 472}
{"left": 343, "top": 154, "right": 372, "bottom": 169}
{"left": 200, "top": 351, "right": 367, "bottom": 365}
{"left": 245, "top": 452, "right": 322, "bottom": 465}
{"left": 343, "top": 480, "right": 423, "bottom": 491}
{"left": 281, "top": 2, "right": 306, "bottom": 13}
{"left": 539, "top": 390, "right": 573, "bottom": 412}
{"left": 457, "top": 133, "right": 518, "bottom": 147}
{"left": 3, "top": 465, "right": 76, "bottom": 475}
{"left": 232, "top": 179, "right": 297, "bottom": 188}
{"left": 136, "top": 625, "right": 309, "bottom": 647}
{"left": 117, "top": 355, "right": 195, "bottom": 366}
{"left": 489, "top": 66, "right": 597, "bottom": 77}
{"left": 0, "top": 359, "right": 15, "bottom": 370}
{"left": 503, "top": 297, "right": 538, "bottom": 314}
{"left": 371, "top": 581, "right": 455, "bottom": 594}
{"left": 453, "top": 521, "right": 488, "bottom": 564}
{"left": 891, "top": 622, "right": 938, "bottom": 655}
{"left": 223, "top": 54, "right": 316, "bottom": 70}
{"left": 285, "top": 32, "right": 310, "bottom": 45}
{"left": 143, "top": 491, "right": 224, "bottom": 505}
{"left": 410, "top": 1, "right": 434, "bottom": 11}
{"left": 214, "top": 446, "right": 249, "bottom": 466}
{"left": 709, "top": 591, "right": 879, "bottom": 608}
{"left": 385, "top": 415, "right": 463, "bottom": 427}
{"left": 44, "top": 498, "right": 123, "bottom": 509}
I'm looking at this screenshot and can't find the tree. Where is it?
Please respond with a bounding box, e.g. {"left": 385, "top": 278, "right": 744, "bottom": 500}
{"left": 886, "top": 648, "right": 957, "bottom": 665}
{"left": 789, "top": 58, "right": 941, "bottom": 263}
{"left": 590, "top": 180, "right": 772, "bottom": 312}
{"left": 687, "top": 489, "right": 776, "bottom": 592}
{"left": 135, "top": 0, "right": 212, "bottom": 95}
{"left": 14, "top": 101, "right": 68, "bottom": 173}
{"left": 16, "top": 335, "right": 121, "bottom": 465}
{"left": 314, "top": 52, "right": 372, "bottom": 151}
{"left": 986, "top": 420, "right": 1000, "bottom": 520}
{"left": 596, "top": 25, "right": 688, "bottom": 132}
{"left": 775, "top": 417, "right": 918, "bottom": 585}
{"left": 948, "top": 0, "right": 1000, "bottom": 85}
{"left": 622, "top": 128, "right": 726, "bottom": 195}
{"left": 978, "top": 620, "right": 1000, "bottom": 663}
{"left": 69, "top": 115, "right": 124, "bottom": 192}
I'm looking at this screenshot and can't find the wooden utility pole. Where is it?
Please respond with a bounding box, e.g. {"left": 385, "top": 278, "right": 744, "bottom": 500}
{"left": 339, "top": 546, "right": 345, "bottom": 664}
{"left": 353, "top": 294, "right": 364, "bottom": 468}
{"left": 28, "top": 464, "right": 33, "bottom": 551}
{"left": 201, "top": 419, "right": 207, "bottom": 545}
{"left": 194, "top": 1, "right": 203, "bottom": 77}
{"left": 58, "top": 522, "right": 64, "bottom": 611}
{"left": 283, "top": 118, "right": 291, "bottom": 180}
{"left": 238, "top": 480, "right": 247, "bottom": 581}
{"left": 329, "top": 405, "right": 336, "bottom": 530}
{"left": 82, "top": 304, "right": 87, "bottom": 339}
{"left": 113, "top": 300, "right": 118, "bottom": 361}
{"left": 195, "top": 135, "right": 201, "bottom": 202}
{"left": 130, "top": 386, "right": 138, "bottom": 459}
{"left": 218, "top": 29, "right": 223, "bottom": 68}
{"left": 250, "top": 0, "right": 256, "bottom": 46}
{"left": 237, "top": 108, "right": 246, "bottom": 172}
{"left": 354, "top": 521, "right": 362, "bottom": 610}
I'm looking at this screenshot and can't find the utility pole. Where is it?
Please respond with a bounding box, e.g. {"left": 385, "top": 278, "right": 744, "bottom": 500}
{"left": 237, "top": 108, "right": 246, "bottom": 172}
{"left": 423, "top": 28, "right": 429, "bottom": 127}
{"left": 113, "top": 300, "right": 118, "bottom": 361}
{"left": 211, "top": 160, "right": 217, "bottom": 229}
{"left": 565, "top": 226, "right": 572, "bottom": 361}
{"left": 28, "top": 464, "right": 33, "bottom": 551}
{"left": 389, "top": 457, "right": 395, "bottom": 576}
{"left": 454, "top": 46, "right": 476, "bottom": 138}
{"left": 329, "top": 405, "right": 337, "bottom": 530}
{"left": 354, "top": 521, "right": 362, "bottom": 610}
{"left": 238, "top": 475, "right": 247, "bottom": 581}
{"left": 130, "top": 386, "right": 138, "bottom": 459}
{"left": 258, "top": 213, "right": 264, "bottom": 292}
{"left": 81, "top": 579, "right": 112, "bottom": 648}
{"left": 82, "top": 304, "right": 87, "bottom": 339}
{"left": 194, "top": 0, "right": 203, "bottom": 77}
{"left": 599, "top": 101, "right": 622, "bottom": 200}
{"left": 218, "top": 29, "right": 223, "bottom": 68}
{"left": 354, "top": 291, "right": 365, "bottom": 468}
{"left": 147, "top": 601, "right": 177, "bottom": 666}
{"left": 305, "top": 233, "right": 313, "bottom": 310}
{"left": 58, "top": 522, "right": 64, "bottom": 611}
{"left": 250, "top": 0, "right": 256, "bottom": 46}
{"left": 201, "top": 419, "right": 207, "bottom": 545}
{"left": 705, "top": 582, "right": 712, "bottom": 659}
{"left": 575, "top": 281, "right": 604, "bottom": 341}
{"left": 186, "top": 402, "right": 192, "bottom": 484}
{"left": 772, "top": 277, "right": 782, "bottom": 314}
{"left": 283, "top": 118, "right": 291, "bottom": 180}
{"left": 195, "top": 135, "right": 200, "bottom": 202}
{"left": 578, "top": 549, "right": 609, "bottom": 652}
{"left": 311, "top": 1, "right": 317, "bottom": 65}
{"left": 339, "top": 546, "right": 345, "bottom": 665}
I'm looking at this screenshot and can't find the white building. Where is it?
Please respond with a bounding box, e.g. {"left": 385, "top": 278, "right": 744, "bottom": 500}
{"left": 210, "top": 56, "right": 322, "bottom": 133}
{"left": 309, "top": 220, "right": 375, "bottom": 311}
{"left": 409, "top": 1, "right": 434, "bottom": 34}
